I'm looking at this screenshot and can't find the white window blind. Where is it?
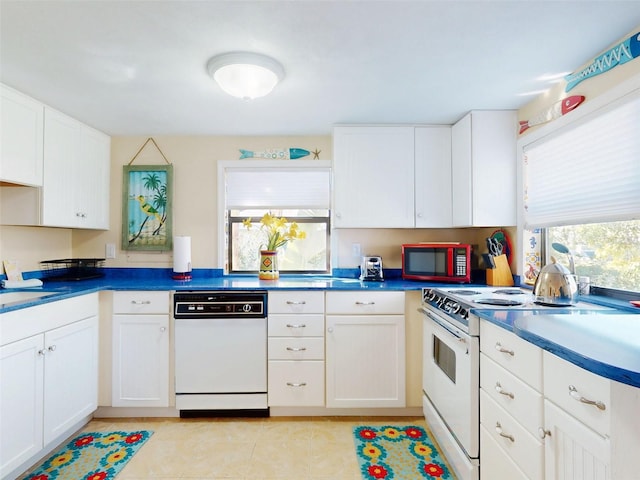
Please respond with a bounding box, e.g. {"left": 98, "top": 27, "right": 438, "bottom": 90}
{"left": 225, "top": 167, "right": 331, "bottom": 209}
{"left": 523, "top": 91, "right": 640, "bottom": 228}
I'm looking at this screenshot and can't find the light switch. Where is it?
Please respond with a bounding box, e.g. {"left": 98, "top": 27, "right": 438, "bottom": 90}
{"left": 105, "top": 243, "right": 116, "bottom": 259}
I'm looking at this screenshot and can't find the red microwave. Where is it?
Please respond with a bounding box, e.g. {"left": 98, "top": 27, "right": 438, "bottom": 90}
{"left": 402, "top": 243, "right": 471, "bottom": 283}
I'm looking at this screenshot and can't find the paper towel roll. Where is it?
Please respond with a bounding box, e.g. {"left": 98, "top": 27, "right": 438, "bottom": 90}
{"left": 173, "top": 236, "right": 192, "bottom": 275}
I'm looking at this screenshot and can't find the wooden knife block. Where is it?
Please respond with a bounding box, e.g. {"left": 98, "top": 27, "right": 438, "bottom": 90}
{"left": 486, "top": 254, "right": 514, "bottom": 286}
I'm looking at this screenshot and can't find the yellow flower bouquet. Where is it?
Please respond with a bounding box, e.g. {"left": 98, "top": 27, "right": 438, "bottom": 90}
{"left": 243, "top": 213, "right": 306, "bottom": 251}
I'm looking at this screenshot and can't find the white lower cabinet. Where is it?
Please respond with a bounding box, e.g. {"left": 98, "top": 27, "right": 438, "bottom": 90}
{"left": 112, "top": 291, "right": 170, "bottom": 407}
{"left": 267, "top": 291, "right": 325, "bottom": 407}
{"left": 0, "top": 295, "right": 98, "bottom": 479}
{"left": 325, "top": 291, "right": 405, "bottom": 408}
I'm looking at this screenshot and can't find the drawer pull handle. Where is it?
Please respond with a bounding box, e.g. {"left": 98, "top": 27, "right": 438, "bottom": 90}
{"left": 495, "top": 382, "right": 514, "bottom": 399}
{"left": 286, "top": 324, "right": 306, "bottom": 329}
{"left": 494, "top": 342, "right": 514, "bottom": 356}
{"left": 495, "top": 422, "right": 515, "bottom": 442}
{"left": 568, "top": 385, "right": 606, "bottom": 411}
{"left": 47, "top": 345, "right": 56, "bottom": 352}
{"left": 538, "top": 427, "right": 551, "bottom": 439}
{"left": 286, "top": 300, "right": 306, "bottom": 305}
{"left": 286, "top": 347, "right": 307, "bottom": 352}
{"left": 286, "top": 382, "right": 307, "bottom": 387}
{"left": 131, "top": 300, "right": 152, "bottom": 305}
{"left": 355, "top": 301, "right": 375, "bottom": 305}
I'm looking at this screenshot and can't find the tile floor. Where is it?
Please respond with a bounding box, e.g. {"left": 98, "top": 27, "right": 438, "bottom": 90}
{"left": 70, "top": 416, "right": 431, "bottom": 480}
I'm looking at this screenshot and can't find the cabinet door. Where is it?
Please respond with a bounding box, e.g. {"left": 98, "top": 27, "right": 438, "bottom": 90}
{"left": 544, "top": 400, "right": 610, "bottom": 480}
{"left": 42, "top": 107, "right": 81, "bottom": 227}
{"left": 0, "top": 335, "right": 44, "bottom": 476}
{"left": 112, "top": 314, "right": 170, "bottom": 407}
{"left": 76, "top": 125, "right": 111, "bottom": 229}
{"left": 415, "top": 126, "right": 452, "bottom": 227}
{"left": 333, "top": 126, "right": 415, "bottom": 228}
{"left": 43, "top": 316, "right": 98, "bottom": 444}
{"left": 326, "top": 314, "right": 405, "bottom": 407}
{"left": 0, "top": 84, "right": 44, "bottom": 186}
{"left": 452, "top": 111, "right": 517, "bottom": 226}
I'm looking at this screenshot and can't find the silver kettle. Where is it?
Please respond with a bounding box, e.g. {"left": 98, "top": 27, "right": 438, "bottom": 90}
{"left": 533, "top": 256, "right": 578, "bottom": 306}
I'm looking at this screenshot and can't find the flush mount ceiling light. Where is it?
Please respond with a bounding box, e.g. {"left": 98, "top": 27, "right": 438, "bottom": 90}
{"left": 206, "top": 52, "right": 285, "bottom": 100}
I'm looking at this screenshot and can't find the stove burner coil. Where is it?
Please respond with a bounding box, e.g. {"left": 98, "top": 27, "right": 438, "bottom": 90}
{"left": 447, "top": 290, "right": 482, "bottom": 296}
{"left": 492, "top": 289, "right": 525, "bottom": 295}
{"left": 474, "top": 298, "right": 524, "bottom": 306}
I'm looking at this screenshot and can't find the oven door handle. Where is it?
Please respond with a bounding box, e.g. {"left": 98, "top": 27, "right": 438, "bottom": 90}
{"left": 420, "top": 307, "right": 468, "bottom": 344}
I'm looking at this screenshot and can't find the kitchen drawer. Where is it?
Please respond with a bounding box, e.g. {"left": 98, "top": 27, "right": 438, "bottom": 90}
{"left": 113, "top": 291, "right": 170, "bottom": 314}
{"left": 268, "top": 314, "right": 324, "bottom": 337}
{"left": 268, "top": 337, "right": 324, "bottom": 360}
{"left": 543, "top": 351, "right": 611, "bottom": 437}
{"left": 480, "top": 425, "right": 530, "bottom": 480}
{"left": 480, "top": 320, "right": 542, "bottom": 390}
{"left": 268, "top": 290, "right": 325, "bottom": 314}
{"left": 481, "top": 352, "right": 543, "bottom": 438}
{"left": 268, "top": 360, "right": 324, "bottom": 406}
{"left": 481, "top": 389, "right": 544, "bottom": 480}
{"left": 325, "top": 291, "right": 404, "bottom": 315}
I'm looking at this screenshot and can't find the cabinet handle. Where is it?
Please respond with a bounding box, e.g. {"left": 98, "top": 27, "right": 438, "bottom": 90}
{"left": 286, "top": 300, "right": 306, "bottom": 305}
{"left": 495, "top": 382, "right": 514, "bottom": 399}
{"left": 160, "top": 327, "right": 167, "bottom": 332}
{"left": 47, "top": 345, "right": 56, "bottom": 352}
{"left": 131, "top": 300, "right": 152, "bottom": 305}
{"left": 538, "top": 427, "right": 551, "bottom": 439}
{"left": 568, "top": 385, "right": 606, "bottom": 411}
{"left": 495, "top": 422, "right": 515, "bottom": 442}
{"left": 494, "top": 342, "right": 514, "bottom": 356}
{"left": 355, "top": 301, "right": 375, "bottom": 305}
{"left": 38, "top": 349, "right": 46, "bottom": 356}
{"left": 286, "top": 323, "right": 306, "bottom": 328}
{"left": 286, "top": 346, "right": 307, "bottom": 352}
{"left": 286, "top": 382, "right": 307, "bottom": 387}
{"left": 327, "top": 327, "right": 334, "bottom": 333}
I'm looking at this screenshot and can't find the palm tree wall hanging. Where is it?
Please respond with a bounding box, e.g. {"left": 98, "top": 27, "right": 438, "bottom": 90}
{"left": 121, "top": 139, "right": 173, "bottom": 251}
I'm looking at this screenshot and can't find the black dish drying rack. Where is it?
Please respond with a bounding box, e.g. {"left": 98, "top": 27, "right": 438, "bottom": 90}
{"left": 40, "top": 258, "right": 105, "bottom": 281}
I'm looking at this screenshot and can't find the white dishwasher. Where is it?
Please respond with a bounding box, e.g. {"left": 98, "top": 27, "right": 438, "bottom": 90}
{"left": 174, "top": 290, "right": 268, "bottom": 416}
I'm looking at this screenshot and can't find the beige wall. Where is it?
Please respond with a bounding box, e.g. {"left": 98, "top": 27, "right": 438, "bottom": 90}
{"left": 518, "top": 26, "right": 640, "bottom": 135}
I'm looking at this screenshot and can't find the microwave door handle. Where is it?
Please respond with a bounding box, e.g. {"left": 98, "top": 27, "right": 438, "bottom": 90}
{"left": 421, "top": 308, "right": 467, "bottom": 344}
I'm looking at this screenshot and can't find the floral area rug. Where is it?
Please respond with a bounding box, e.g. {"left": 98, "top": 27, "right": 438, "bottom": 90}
{"left": 353, "top": 425, "right": 455, "bottom": 479}
{"left": 20, "top": 430, "right": 152, "bottom": 480}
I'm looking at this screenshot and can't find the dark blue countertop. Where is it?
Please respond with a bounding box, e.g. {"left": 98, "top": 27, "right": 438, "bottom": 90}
{"left": 475, "top": 307, "right": 640, "bottom": 388}
{"left": 3, "top": 267, "right": 640, "bottom": 389}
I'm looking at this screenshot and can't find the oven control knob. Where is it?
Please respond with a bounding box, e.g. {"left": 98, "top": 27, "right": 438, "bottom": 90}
{"left": 451, "top": 304, "right": 462, "bottom": 314}
{"left": 427, "top": 290, "right": 437, "bottom": 301}
{"left": 459, "top": 308, "right": 468, "bottom": 320}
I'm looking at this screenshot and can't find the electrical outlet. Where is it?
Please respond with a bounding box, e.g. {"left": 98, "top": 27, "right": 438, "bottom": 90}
{"left": 105, "top": 243, "right": 116, "bottom": 259}
{"left": 352, "top": 243, "right": 361, "bottom": 258}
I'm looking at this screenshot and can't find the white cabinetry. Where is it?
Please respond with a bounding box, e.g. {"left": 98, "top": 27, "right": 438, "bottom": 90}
{"left": 415, "top": 126, "right": 452, "bottom": 227}
{"left": 541, "top": 351, "right": 639, "bottom": 480}
{"left": 0, "top": 84, "right": 44, "bottom": 186}
{"left": 112, "top": 291, "right": 170, "bottom": 407}
{"left": 451, "top": 110, "right": 517, "bottom": 226}
{"left": 267, "top": 291, "right": 325, "bottom": 407}
{"left": 325, "top": 291, "right": 405, "bottom": 407}
{"left": 41, "top": 108, "right": 111, "bottom": 229}
{"left": 1, "top": 106, "right": 110, "bottom": 229}
{"left": 480, "top": 320, "right": 544, "bottom": 479}
{"left": 333, "top": 126, "right": 415, "bottom": 228}
{"left": 0, "top": 294, "right": 98, "bottom": 479}
{"left": 333, "top": 125, "right": 452, "bottom": 228}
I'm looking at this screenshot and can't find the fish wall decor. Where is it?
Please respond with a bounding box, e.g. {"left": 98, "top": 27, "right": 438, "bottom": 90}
{"left": 239, "top": 148, "right": 310, "bottom": 160}
{"left": 519, "top": 95, "right": 585, "bottom": 134}
{"left": 565, "top": 31, "right": 640, "bottom": 92}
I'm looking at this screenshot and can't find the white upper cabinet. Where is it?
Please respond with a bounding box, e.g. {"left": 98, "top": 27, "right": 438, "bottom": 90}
{"left": 333, "top": 126, "right": 415, "bottom": 228}
{"left": 333, "top": 125, "right": 452, "bottom": 228}
{"left": 0, "top": 84, "right": 44, "bottom": 186}
{"left": 415, "top": 126, "right": 452, "bottom": 227}
{"left": 0, "top": 104, "right": 111, "bottom": 230}
{"left": 451, "top": 110, "right": 517, "bottom": 227}
{"left": 42, "top": 108, "right": 111, "bottom": 229}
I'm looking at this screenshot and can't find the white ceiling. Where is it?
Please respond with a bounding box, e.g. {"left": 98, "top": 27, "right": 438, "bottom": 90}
{"left": 1, "top": 1, "right": 639, "bottom": 136}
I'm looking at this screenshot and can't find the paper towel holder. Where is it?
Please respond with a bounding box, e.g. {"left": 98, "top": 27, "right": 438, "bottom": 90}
{"left": 172, "top": 235, "right": 192, "bottom": 281}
